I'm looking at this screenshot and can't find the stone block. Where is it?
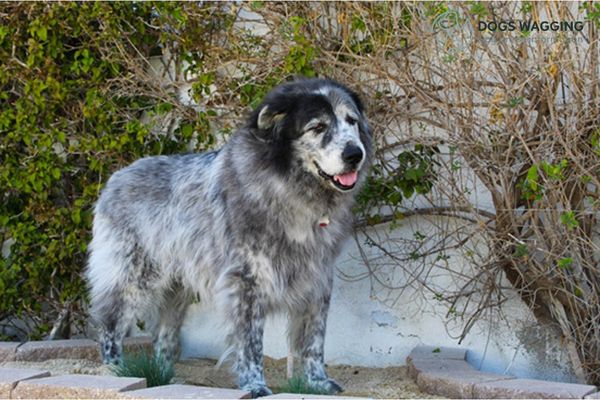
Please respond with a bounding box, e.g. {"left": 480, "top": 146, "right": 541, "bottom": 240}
{"left": 122, "top": 384, "right": 251, "bottom": 399}
{"left": 264, "top": 394, "right": 369, "bottom": 399}
{"left": 472, "top": 378, "right": 597, "bottom": 399}
{"left": 406, "top": 358, "right": 473, "bottom": 380}
{"left": 417, "top": 368, "right": 514, "bottom": 398}
{"left": 408, "top": 345, "right": 467, "bottom": 361}
{"left": 12, "top": 374, "right": 146, "bottom": 399}
{"left": 0, "top": 368, "right": 50, "bottom": 398}
{"left": 0, "top": 342, "right": 20, "bottom": 362}
{"left": 15, "top": 339, "right": 100, "bottom": 362}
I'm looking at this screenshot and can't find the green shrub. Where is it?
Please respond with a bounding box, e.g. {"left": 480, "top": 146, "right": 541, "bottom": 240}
{"left": 0, "top": 3, "right": 229, "bottom": 339}
{"left": 110, "top": 351, "right": 174, "bottom": 387}
{"left": 277, "top": 375, "right": 331, "bottom": 395}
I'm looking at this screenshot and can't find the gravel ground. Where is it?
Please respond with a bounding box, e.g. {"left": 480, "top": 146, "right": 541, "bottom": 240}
{"left": 2, "top": 356, "right": 436, "bottom": 398}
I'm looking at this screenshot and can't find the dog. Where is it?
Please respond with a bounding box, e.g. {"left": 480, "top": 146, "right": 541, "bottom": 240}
{"left": 85, "top": 78, "right": 373, "bottom": 397}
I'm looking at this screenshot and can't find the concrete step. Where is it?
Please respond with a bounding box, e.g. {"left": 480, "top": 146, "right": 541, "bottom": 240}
{"left": 0, "top": 342, "right": 20, "bottom": 362}
{"left": 472, "top": 378, "right": 597, "bottom": 399}
{"left": 122, "top": 384, "right": 251, "bottom": 399}
{"left": 408, "top": 345, "right": 468, "bottom": 361}
{"left": 406, "top": 345, "right": 597, "bottom": 399}
{"left": 16, "top": 339, "right": 100, "bottom": 362}
{"left": 11, "top": 374, "right": 146, "bottom": 399}
{"left": 9, "top": 336, "right": 153, "bottom": 362}
{"left": 0, "top": 368, "right": 50, "bottom": 398}
{"left": 264, "top": 394, "right": 370, "bottom": 399}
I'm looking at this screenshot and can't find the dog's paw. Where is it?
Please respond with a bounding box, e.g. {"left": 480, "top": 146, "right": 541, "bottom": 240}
{"left": 243, "top": 384, "right": 273, "bottom": 398}
{"left": 309, "top": 377, "right": 343, "bottom": 394}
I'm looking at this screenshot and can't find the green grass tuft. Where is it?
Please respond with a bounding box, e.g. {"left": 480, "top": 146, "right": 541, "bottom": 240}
{"left": 278, "top": 374, "right": 330, "bottom": 395}
{"left": 110, "top": 351, "right": 174, "bottom": 387}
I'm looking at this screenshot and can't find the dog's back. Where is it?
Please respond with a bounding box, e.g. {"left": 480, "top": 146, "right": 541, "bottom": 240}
{"left": 87, "top": 151, "right": 225, "bottom": 301}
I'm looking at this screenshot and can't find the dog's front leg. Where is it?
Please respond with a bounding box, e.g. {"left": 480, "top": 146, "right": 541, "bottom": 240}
{"left": 224, "top": 265, "right": 271, "bottom": 398}
{"left": 289, "top": 292, "right": 343, "bottom": 394}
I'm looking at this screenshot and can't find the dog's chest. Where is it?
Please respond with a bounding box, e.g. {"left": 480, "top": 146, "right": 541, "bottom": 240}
{"left": 254, "top": 252, "right": 331, "bottom": 309}
{"left": 282, "top": 214, "right": 336, "bottom": 245}
{"left": 250, "top": 225, "right": 342, "bottom": 307}
{"left": 280, "top": 200, "right": 341, "bottom": 245}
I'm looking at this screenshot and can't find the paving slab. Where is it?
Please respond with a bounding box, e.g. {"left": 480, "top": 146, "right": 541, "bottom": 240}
{"left": 12, "top": 374, "right": 146, "bottom": 399}
{"left": 263, "top": 394, "right": 369, "bottom": 399}
{"left": 0, "top": 368, "right": 50, "bottom": 398}
{"left": 15, "top": 339, "right": 100, "bottom": 362}
{"left": 0, "top": 342, "right": 20, "bottom": 362}
{"left": 122, "top": 384, "right": 251, "bottom": 399}
{"left": 406, "top": 357, "right": 473, "bottom": 380}
{"left": 408, "top": 345, "right": 467, "bottom": 361}
{"left": 473, "top": 378, "right": 597, "bottom": 399}
{"left": 417, "top": 368, "right": 514, "bottom": 398}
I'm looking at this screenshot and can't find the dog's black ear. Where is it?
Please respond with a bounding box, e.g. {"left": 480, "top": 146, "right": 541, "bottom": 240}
{"left": 348, "top": 89, "right": 365, "bottom": 114}
{"left": 249, "top": 105, "right": 286, "bottom": 141}
{"left": 257, "top": 105, "right": 286, "bottom": 131}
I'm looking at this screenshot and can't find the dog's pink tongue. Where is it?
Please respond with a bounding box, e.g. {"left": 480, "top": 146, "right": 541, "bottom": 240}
{"left": 334, "top": 171, "right": 358, "bottom": 186}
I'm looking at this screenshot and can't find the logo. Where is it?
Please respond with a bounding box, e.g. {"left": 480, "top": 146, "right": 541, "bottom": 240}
{"left": 432, "top": 9, "right": 462, "bottom": 32}
{"left": 477, "top": 20, "right": 584, "bottom": 33}
{"left": 430, "top": 9, "right": 473, "bottom": 62}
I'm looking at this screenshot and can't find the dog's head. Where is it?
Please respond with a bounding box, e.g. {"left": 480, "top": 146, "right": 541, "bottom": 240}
{"left": 248, "top": 78, "right": 373, "bottom": 193}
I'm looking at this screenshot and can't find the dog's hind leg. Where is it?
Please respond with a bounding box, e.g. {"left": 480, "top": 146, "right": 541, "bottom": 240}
{"left": 220, "top": 264, "right": 272, "bottom": 398}
{"left": 289, "top": 290, "right": 343, "bottom": 395}
{"left": 153, "top": 283, "right": 191, "bottom": 363}
{"left": 87, "top": 225, "right": 150, "bottom": 365}
{"left": 92, "top": 289, "right": 139, "bottom": 364}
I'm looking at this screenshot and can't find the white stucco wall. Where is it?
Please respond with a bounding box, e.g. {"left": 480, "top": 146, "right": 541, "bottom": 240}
{"left": 179, "top": 221, "right": 576, "bottom": 383}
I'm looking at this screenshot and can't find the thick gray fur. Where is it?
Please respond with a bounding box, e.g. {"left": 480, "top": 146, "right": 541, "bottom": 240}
{"left": 86, "top": 78, "right": 372, "bottom": 397}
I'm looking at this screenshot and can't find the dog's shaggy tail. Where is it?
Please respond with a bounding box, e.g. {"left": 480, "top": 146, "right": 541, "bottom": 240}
{"left": 216, "top": 344, "right": 236, "bottom": 369}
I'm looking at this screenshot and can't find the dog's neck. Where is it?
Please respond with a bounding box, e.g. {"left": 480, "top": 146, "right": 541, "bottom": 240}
{"left": 227, "top": 131, "right": 357, "bottom": 229}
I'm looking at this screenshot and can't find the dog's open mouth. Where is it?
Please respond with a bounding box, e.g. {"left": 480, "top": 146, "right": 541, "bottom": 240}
{"left": 314, "top": 162, "right": 358, "bottom": 191}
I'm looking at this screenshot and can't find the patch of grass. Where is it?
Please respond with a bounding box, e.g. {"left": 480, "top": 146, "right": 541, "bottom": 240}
{"left": 110, "top": 352, "right": 174, "bottom": 387}
{"left": 278, "top": 374, "right": 330, "bottom": 395}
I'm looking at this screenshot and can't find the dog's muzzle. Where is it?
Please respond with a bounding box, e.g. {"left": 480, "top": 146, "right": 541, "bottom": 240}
{"left": 314, "top": 162, "right": 358, "bottom": 191}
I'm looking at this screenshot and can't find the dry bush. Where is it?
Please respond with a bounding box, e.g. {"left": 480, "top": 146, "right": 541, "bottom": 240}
{"left": 254, "top": 1, "right": 599, "bottom": 383}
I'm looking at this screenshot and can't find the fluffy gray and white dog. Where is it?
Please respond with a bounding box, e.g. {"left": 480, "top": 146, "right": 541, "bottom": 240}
{"left": 86, "top": 78, "right": 373, "bottom": 397}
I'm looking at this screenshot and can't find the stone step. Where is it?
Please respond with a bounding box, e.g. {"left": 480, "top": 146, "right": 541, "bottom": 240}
{"left": 472, "top": 378, "right": 597, "bottom": 399}
{"left": 407, "top": 345, "right": 468, "bottom": 361}
{"left": 406, "top": 357, "right": 473, "bottom": 380}
{"left": 406, "top": 345, "right": 598, "bottom": 399}
{"left": 0, "top": 342, "right": 20, "bottom": 362}
{"left": 0, "top": 368, "right": 50, "bottom": 398}
{"left": 416, "top": 366, "right": 514, "bottom": 398}
{"left": 11, "top": 374, "right": 146, "bottom": 399}
{"left": 16, "top": 339, "right": 100, "bottom": 362}
{"left": 122, "top": 384, "right": 251, "bottom": 399}
{"left": 407, "top": 355, "right": 514, "bottom": 398}
{"left": 10, "top": 336, "right": 153, "bottom": 362}
{"left": 264, "top": 394, "right": 370, "bottom": 399}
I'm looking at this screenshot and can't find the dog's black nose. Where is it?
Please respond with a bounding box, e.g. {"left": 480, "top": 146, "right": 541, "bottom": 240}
{"left": 342, "top": 144, "right": 363, "bottom": 166}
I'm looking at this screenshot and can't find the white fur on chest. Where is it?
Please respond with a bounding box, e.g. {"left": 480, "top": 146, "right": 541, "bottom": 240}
{"left": 282, "top": 200, "right": 328, "bottom": 244}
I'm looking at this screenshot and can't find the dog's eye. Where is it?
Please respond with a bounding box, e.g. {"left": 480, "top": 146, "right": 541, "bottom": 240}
{"left": 346, "top": 116, "right": 358, "bottom": 126}
{"left": 312, "top": 123, "right": 327, "bottom": 134}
